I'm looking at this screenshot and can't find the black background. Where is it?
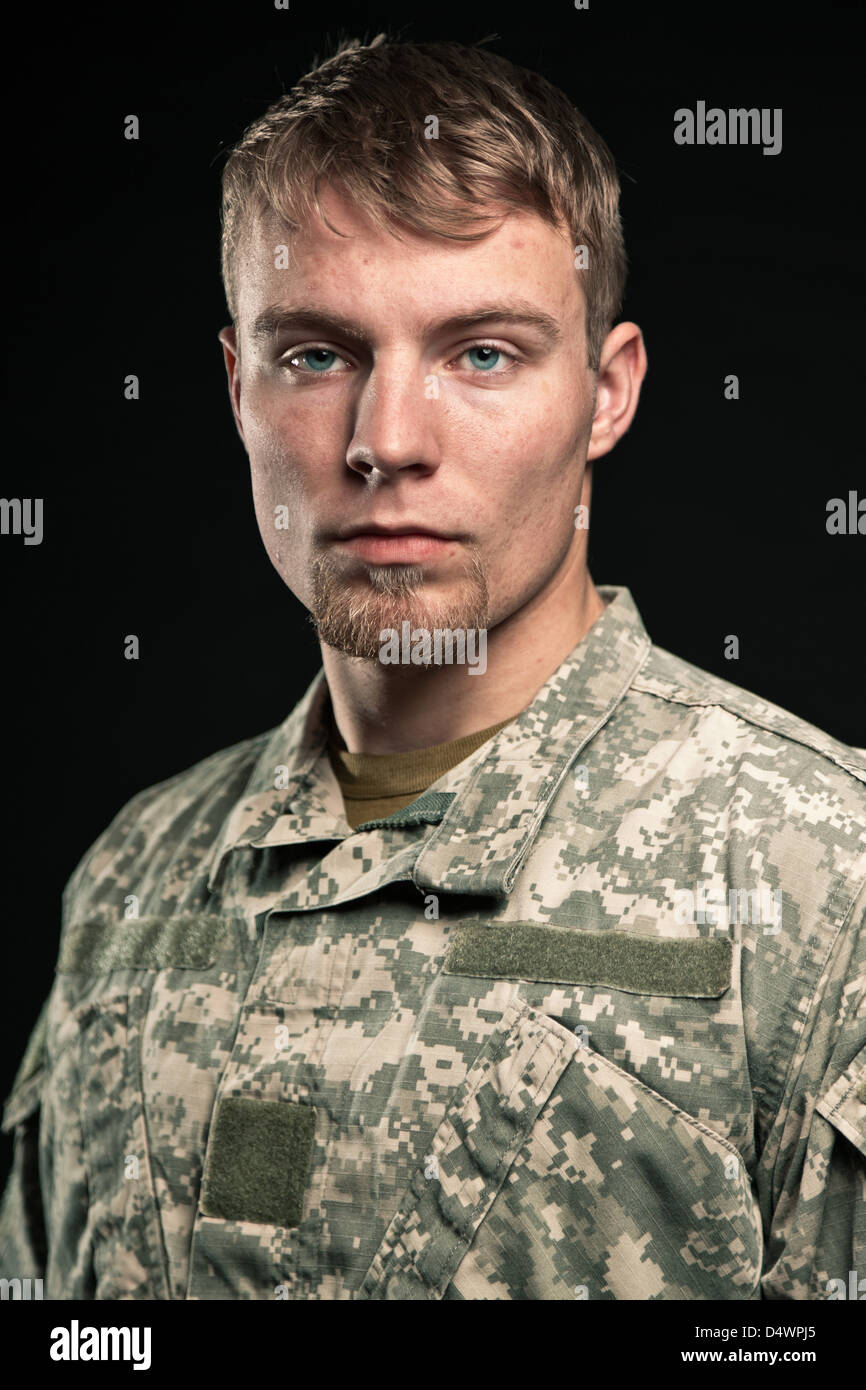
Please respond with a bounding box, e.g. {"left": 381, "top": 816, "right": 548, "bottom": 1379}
{"left": 1, "top": 0, "right": 863, "bottom": 1190}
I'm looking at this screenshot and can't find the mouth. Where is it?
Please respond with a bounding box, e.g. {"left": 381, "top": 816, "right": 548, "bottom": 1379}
{"left": 333, "top": 528, "right": 458, "bottom": 563}
{"left": 335, "top": 524, "right": 457, "bottom": 541}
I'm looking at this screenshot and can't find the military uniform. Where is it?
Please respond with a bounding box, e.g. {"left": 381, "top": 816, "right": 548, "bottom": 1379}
{"left": 1, "top": 585, "right": 864, "bottom": 1299}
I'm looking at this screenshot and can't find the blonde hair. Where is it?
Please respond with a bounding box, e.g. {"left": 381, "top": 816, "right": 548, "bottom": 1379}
{"left": 219, "top": 34, "right": 627, "bottom": 371}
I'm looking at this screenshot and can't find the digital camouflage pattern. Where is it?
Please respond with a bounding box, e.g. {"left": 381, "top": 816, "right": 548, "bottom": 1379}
{"left": 1, "top": 585, "right": 864, "bottom": 1299}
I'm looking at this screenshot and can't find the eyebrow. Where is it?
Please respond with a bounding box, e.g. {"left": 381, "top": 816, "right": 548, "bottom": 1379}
{"left": 249, "top": 300, "right": 563, "bottom": 349}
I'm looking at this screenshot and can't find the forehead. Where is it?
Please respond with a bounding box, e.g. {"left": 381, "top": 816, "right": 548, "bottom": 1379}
{"left": 234, "top": 187, "right": 583, "bottom": 333}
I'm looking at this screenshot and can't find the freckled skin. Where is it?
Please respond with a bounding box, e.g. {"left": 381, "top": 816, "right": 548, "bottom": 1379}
{"left": 218, "top": 187, "right": 647, "bottom": 751}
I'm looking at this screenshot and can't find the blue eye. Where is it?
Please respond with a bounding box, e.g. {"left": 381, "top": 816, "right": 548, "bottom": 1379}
{"left": 466, "top": 345, "right": 502, "bottom": 371}
{"left": 282, "top": 341, "right": 517, "bottom": 381}
{"left": 301, "top": 349, "right": 339, "bottom": 372}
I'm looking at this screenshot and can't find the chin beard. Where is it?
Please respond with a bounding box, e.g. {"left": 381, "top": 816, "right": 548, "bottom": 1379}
{"left": 306, "top": 547, "right": 490, "bottom": 660}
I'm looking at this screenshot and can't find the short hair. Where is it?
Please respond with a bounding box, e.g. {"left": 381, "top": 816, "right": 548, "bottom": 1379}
{"left": 219, "top": 34, "right": 627, "bottom": 372}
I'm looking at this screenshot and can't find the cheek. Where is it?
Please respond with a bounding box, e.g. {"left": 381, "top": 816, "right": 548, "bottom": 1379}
{"left": 451, "top": 375, "right": 587, "bottom": 460}
{"left": 481, "top": 416, "right": 589, "bottom": 547}
{"left": 243, "top": 393, "right": 331, "bottom": 519}
{"left": 460, "top": 393, "right": 585, "bottom": 499}
{"left": 242, "top": 370, "right": 342, "bottom": 468}
{"left": 244, "top": 431, "right": 308, "bottom": 561}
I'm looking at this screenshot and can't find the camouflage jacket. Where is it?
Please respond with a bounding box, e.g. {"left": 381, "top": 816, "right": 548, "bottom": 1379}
{"left": 1, "top": 585, "right": 864, "bottom": 1300}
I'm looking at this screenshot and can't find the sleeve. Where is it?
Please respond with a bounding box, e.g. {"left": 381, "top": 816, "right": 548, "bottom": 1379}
{"left": 0, "top": 765, "right": 210, "bottom": 1292}
{"left": 759, "top": 879, "right": 866, "bottom": 1299}
{"left": 0, "top": 996, "right": 50, "bottom": 1281}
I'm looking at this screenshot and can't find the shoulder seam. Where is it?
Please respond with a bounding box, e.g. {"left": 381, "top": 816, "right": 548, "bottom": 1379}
{"left": 61, "top": 728, "right": 275, "bottom": 914}
{"left": 630, "top": 666, "right": 866, "bottom": 787}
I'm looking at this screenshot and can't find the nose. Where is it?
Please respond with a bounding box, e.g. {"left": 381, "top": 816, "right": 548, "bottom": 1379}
{"left": 346, "top": 355, "right": 441, "bottom": 479}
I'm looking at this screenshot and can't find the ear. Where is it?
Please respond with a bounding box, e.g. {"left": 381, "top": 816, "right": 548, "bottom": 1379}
{"left": 587, "top": 322, "right": 647, "bottom": 461}
{"left": 217, "top": 324, "right": 246, "bottom": 447}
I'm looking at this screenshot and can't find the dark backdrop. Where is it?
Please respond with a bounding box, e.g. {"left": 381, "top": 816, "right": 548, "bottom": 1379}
{"left": 2, "top": 0, "right": 864, "bottom": 1188}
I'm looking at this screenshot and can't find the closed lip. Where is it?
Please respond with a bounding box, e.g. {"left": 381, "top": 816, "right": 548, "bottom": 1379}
{"left": 335, "top": 524, "right": 457, "bottom": 540}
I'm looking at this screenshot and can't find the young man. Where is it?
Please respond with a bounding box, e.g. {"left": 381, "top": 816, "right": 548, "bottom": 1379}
{"left": 1, "top": 34, "right": 863, "bottom": 1301}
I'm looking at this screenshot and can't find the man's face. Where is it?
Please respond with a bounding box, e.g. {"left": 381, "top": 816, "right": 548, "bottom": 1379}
{"left": 220, "top": 187, "right": 599, "bottom": 658}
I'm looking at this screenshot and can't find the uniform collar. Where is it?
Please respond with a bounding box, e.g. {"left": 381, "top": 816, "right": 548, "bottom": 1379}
{"left": 206, "top": 585, "right": 652, "bottom": 897}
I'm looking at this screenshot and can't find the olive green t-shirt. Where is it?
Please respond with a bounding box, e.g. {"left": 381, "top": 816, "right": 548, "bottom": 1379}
{"left": 327, "top": 706, "right": 516, "bottom": 830}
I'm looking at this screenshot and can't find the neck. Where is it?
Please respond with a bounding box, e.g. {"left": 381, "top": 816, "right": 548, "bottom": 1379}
{"left": 322, "top": 560, "right": 607, "bottom": 755}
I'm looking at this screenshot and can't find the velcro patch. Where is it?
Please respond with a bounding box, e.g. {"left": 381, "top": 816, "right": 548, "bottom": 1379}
{"left": 57, "top": 916, "right": 230, "bottom": 973}
{"left": 443, "top": 922, "right": 732, "bottom": 997}
{"left": 200, "top": 1096, "right": 317, "bottom": 1228}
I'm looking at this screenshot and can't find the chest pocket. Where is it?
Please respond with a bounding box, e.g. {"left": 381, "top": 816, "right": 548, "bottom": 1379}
{"left": 50, "top": 914, "right": 236, "bottom": 1300}
{"left": 358, "top": 923, "right": 761, "bottom": 1301}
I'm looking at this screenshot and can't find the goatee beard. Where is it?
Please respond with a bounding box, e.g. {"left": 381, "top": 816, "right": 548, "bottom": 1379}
{"left": 307, "top": 548, "right": 490, "bottom": 661}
